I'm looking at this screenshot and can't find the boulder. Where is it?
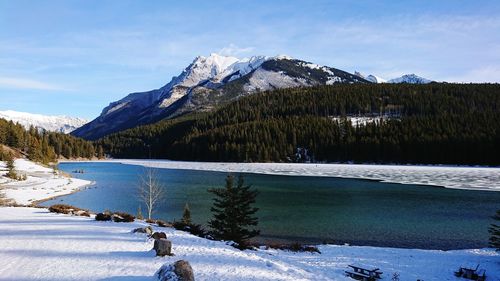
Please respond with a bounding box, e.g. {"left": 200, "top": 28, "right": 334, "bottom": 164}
{"left": 151, "top": 232, "right": 167, "bottom": 240}
{"left": 173, "top": 260, "right": 194, "bottom": 281}
{"left": 154, "top": 238, "right": 172, "bottom": 256}
{"left": 156, "top": 260, "right": 194, "bottom": 281}
{"left": 133, "top": 226, "right": 153, "bottom": 235}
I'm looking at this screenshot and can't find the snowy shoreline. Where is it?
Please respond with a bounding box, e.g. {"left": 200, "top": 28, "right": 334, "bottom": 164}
{"left": 2, "top": 160, "right": 499, "bottom": 280}
{"left": 0, "top": 159, "right": 93, "bottom": 205}
{"left": 0, "top": 207, "right": 498, "bottom": 281}
{"left": 62, "top": 159, "right": 500, "bottom": 191}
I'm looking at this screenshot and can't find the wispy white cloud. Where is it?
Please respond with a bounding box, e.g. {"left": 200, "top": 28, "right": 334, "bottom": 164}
{"left": 0, "top": 77, "right": 68, "bottom": 91}
{"left": 441, "top": 66, "right": 500, "bottom": 83}
{"left": 218, "top": 44, "right": 255, "bottom": 57}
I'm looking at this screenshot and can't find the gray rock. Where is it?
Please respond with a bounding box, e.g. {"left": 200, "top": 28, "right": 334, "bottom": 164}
{"left": 151, "top": 232, "right": 167, "bottom": 240}
{"left": 174, "top": 260, "right": 194, "bottom": 281}
{"left": 154, "top": 238, "right": 172, "bottom": 256}
{"left": 156, "top": 260, "right": 194, "bottom": 281}
{"left": 133, "top": 226, "right": 153, "bottom": 235}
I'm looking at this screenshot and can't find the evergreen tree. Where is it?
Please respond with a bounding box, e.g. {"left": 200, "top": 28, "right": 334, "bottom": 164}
{"left": 0, "top": 117, "right": 97, "bottom": 162}
{"left": 181, "top": 202, "right": 192, "bottom": 225}
{"left": 28, "top": 137, "right": 42, "bottom": 162}
{"left": 489, "top": 209, "right": 500, "bottom": 250}
{"left": 97, "top": 145, "right": 105, "bottom": 159}
{"left": 136, "top": 206, "right": 144, "bottom": 220}
{"left": 5, "top": 152, "right": 17, "bottom": 180}
{"left": 208, "top": 174, "right": 259, "bottom": 248}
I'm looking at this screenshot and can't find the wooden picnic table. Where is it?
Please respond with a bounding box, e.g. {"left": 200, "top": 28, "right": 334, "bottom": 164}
{"left": 345, "top": 264, "right": 383, "bottom": 280}
{"left": 455, "top": 264, "right": 486, "bottom": 281}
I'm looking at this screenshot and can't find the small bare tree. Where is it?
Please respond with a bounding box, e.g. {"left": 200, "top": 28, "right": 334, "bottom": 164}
{"left": 137, "top": 168, "right": 165, "bottom": 220}
{"left": 0, "top": 185, "right": 13, "bottom": 206}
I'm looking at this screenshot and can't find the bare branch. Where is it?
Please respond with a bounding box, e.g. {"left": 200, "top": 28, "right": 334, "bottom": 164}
{"left": 137, "top": 168, "right": 165, "bottom": 220}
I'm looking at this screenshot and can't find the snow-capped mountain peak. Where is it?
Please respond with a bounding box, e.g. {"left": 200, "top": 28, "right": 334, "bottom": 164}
{"left": 388, "top": 74, "right": 432, "bottom": 84}
{"left": 366, "top": 75, "right": 387, "bottom": 83}
{"left": 355, "top": 71, "right": 432, "bottom": 84}
{"left": 71, "top": 53, "right": 370, "bottom": 139}
{"left": 0, "top": 110, "right": 88, "bottom": 133}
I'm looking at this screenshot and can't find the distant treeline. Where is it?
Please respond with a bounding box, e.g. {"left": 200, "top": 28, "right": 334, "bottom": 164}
{"left": 0, "top": 118, "right": 103, "bottom": 164}
{"left": 97, "top": 83, "right": 500, "bottom": 165}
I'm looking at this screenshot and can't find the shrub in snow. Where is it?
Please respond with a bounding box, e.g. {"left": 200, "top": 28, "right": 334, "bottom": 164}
{"left": 74, "top": 210, "right": 90, "bottom": 217}
{"left": 156, "top": 260, "right": 194, "bottom": 281}
{"left": 265, "top": 242, "right": 321, "bottom": 253}
{"left": 181, "top": 203, "right": 191, "bottom": 225}
{"left": 95, "top": 212, "right": 112, "bottom": 221}
{"left": 132, "top": 226, "right": 153, "bottom": 235}
{"left": 156, "top": 220, "right": 171, "bottom": 227}
{"left": 48, "top": 204, "right": 89, "bottom": 216}
{"left": 145, "top": 219, "right": 171, "bottom": 227}
{"left": 151, "top": 232, "right": 167, "bottom": 240}
{"left": 112, "top": 212, "right": 135, "bottom": 223}
{"left": 154, "top": 238, "right": 172, "bottom": 256}
{"left": 173, "top": 221, "right": 206, "bottom": 237}
{"left": 136, "top": 206, "right": 144, "bottom": 220}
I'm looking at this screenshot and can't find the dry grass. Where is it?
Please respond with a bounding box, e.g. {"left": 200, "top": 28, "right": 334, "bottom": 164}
{"left": 48, "top": 204, "right": 90, "bottom": 217}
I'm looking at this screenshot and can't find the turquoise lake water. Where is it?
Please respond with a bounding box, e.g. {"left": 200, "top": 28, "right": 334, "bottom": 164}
{"left": 41, "top": 162, "right": 500, "bottom": 250}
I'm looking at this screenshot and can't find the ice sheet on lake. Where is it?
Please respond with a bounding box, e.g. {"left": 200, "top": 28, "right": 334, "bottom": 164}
{"left": 110, "top": 160, "right": 500, "bottom": 191}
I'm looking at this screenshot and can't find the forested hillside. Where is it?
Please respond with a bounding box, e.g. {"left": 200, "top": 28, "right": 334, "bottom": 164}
{"left": 0, "top": 118, "right": 103, "bottom": 164}
{"left": 98, "top": 83, "right": 500, "bottom": 165}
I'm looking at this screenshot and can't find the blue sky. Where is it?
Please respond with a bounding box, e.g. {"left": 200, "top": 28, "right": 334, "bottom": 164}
{"left": 1, "top": 0, "right": 499, "bottom": 119}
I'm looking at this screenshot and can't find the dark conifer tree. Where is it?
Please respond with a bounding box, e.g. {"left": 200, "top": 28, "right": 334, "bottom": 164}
{"left": 489, "top": 210, "right": 500, "bottom": 250}
{"left": 208, "top": 174, "right": 259, "bottom": 248}
{"left": 5, "top": 152, "right": 17, "bottom": 180}
{"left": 181, "top": 202, "right": 192, "bottom": 225}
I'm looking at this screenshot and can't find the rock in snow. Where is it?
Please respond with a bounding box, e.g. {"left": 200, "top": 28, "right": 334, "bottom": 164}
{"left": 154, "top": 238, "right": 173, "bottom": 256}
{"left": 152, "top": 232, "right": 168, "bottom": 240}
{"left": 0, "top": 110, "right": 88, "bottom": 133}
{"left": 157, "top": 260, "right": 194, "bottom": 281}
{"left": 173, "top": 260, "right": 195, "bottom": 281}
{"left": 133, "top": 226, "right": 154, "bottom": 235}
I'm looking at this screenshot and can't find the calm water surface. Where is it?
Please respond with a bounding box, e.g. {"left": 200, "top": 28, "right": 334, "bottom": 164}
{"left": 41, "top": 162, "right": 500, "bottom": 250}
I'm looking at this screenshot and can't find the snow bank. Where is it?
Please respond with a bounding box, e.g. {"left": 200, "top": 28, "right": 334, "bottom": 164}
{"left": 104, "top": 160, "right": 500, "bottom": 191}
{"left": 0, "top": 159, "right": 92, "bottom": 205}
{"left": 0, "top": 207, "right": 497, "bottom": 281}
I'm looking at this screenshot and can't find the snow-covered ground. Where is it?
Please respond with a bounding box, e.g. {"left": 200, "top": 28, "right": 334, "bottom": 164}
{"left": 0, "top": 207, "right": 497, "bottom": 281}
{"left": 0, "top": 159, "right": 92, "bottom": 205}
{"left": 97, "top": 160, "right": 500, "bottom": 191}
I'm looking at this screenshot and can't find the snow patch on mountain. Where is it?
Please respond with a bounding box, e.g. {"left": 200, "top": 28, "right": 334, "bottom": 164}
{"left": 366, "top": 75, "right": 387, "bottom": 83}
{"left": 244, "top": 68, "right": 310, "bottom": 92}
{"left": 388, "top": 74, "right": 433, "bottom": 84}
{"left": 0, "top": 110, "right": 88, "bottom": 133}
{"left": 354, "top": 72, "right": 386, "bottom": 83}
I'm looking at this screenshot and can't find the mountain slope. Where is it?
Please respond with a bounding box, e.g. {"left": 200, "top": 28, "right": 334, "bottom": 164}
{"left": 97, "top": 83, "right": 500, "bottom": 165}
{"left": 72, "top": 54, "right": 369, "bottom": 140}
{"left": 0, "top": 110, "right": 88, "bottom": 133}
